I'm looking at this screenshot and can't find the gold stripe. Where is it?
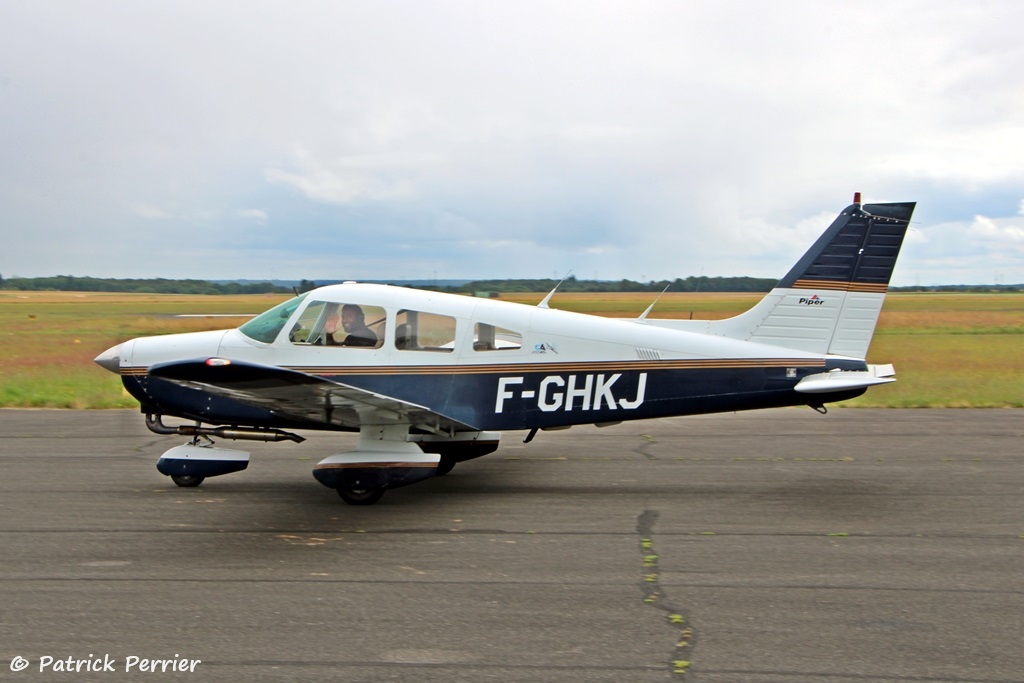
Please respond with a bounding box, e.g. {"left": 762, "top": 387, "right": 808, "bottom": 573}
{"left": 791, "top": 280, "right": 889, "bottom": 294}
{"left": 122, "top": 358, "right": 826, "bottom": 378}
{"left": 854, "top": 283, "right": 890, "bottom": 293}
{"left": 286, "top": 358, "right": 825, "bottom": 377}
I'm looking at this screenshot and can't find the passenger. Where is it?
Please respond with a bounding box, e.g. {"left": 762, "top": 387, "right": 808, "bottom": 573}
{"left": 337, "top": 304, "right": 377, "bottom": 347}
{"left": 394, "top": 323, "right": 413, "bottom": 350}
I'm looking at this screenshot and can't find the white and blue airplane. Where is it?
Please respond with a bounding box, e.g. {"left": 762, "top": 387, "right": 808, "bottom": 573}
{"left": 95, "top": 194, "right": 914, "bottom": 504}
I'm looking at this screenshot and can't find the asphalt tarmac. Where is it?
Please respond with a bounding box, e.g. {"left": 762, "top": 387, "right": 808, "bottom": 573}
{"left": 1, "top": 408, "right": 1021, "bottom": 682}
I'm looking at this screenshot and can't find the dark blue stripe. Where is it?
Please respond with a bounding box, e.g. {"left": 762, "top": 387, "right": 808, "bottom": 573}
{"left": 127, "top": 359, "right": 866, "bottom": 432}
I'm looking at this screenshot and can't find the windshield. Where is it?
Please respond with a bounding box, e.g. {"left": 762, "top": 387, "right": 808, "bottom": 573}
{"left": 238, "top": 293, "right": 308, "bottom": 343}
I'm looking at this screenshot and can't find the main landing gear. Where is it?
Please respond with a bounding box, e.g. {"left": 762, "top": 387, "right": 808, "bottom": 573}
{"left": 325, "top": 435, "right": 499, "bottom": 504}
{"left": 336, "top": 488, "right": 386, "bottom": 506}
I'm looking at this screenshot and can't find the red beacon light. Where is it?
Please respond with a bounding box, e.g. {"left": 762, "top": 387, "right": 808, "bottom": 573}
{"left": 853, "top": 191, "right": 862, "bottom": 205}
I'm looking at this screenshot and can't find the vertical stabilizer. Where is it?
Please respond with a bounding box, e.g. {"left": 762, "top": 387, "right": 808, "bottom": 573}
{"left": 670, "top": 197, "right": 915, "bottom": 359}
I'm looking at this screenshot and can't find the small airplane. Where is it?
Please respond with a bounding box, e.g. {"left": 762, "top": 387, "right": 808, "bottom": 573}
{"left": 95, "top": 193, "right": 915, "bottom": 504}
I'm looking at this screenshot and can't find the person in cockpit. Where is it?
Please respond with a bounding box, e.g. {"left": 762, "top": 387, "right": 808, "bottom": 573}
{"left": 324, "top": 304, "right": 377, "bottom": 347}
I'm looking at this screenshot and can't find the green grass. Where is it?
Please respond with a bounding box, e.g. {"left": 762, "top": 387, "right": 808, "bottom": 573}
{"left": 0, "top": 369, "right": 132, "bottom": 409}
{"left": 852, "top": 333, "right": 1024, "bottom": 407}
{"left": 1, "top": 290, "right": 1021, "bottom": 409}
{"left": 0, "top": 292, "right": 276, "bottom": 409}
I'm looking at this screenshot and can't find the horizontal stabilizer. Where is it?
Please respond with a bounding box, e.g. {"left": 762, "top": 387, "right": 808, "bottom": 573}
{"left": 794, "top": 364, "right": 896, "bottom": 394}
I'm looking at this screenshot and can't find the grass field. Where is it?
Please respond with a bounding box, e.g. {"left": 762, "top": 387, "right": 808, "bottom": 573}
{"left": 1, "top": 290, "right": 1021, "bottom": 409}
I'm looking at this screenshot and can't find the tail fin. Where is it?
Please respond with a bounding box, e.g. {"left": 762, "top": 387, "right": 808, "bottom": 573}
{"left": 659, "top": 196, "right": 915, "bottom": 359}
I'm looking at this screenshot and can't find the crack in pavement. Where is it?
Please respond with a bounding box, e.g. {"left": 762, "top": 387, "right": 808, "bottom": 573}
{"left": 638, "top": 508, "right": 697, "bottom": 679}
{"left": 634, "top": 433, "right": 659, "bottom": 460}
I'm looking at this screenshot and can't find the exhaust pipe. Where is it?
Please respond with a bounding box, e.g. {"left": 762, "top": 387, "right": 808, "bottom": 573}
{"left": 146, "top": 414, "right": 305, "bottom": 443}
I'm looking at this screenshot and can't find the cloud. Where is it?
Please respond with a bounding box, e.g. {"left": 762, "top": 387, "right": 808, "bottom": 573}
{"left": 1, "top": 1, "right": 1023, "bottom": 284}
{"left": 891, "top": 214, "right": 1024, "bottom": 285}
{"left": 131, "top": 203, "right": 171, "bottom": 221}
{"left": 236, "top": 209, "right": 268, "bottom": 224}
{"left": 264, "top": 148, "right": 442, "bottom": 204}
{"left": 969, "top": 215, "right": 1024, "bottom": 242}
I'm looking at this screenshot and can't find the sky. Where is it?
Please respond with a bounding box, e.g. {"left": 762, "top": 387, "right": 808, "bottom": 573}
{"left": 2, "top": 1, "right": 1023, "bottom": 286}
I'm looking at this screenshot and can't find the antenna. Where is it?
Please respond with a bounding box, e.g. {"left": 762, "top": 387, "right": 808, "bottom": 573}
{"left": 537, "top": 270, "right": 573, "bottom": 309}
{"left": 637, "top": 284, "right": 671, "bottom": 323}
{"left": 689, "top": 268, "right": 704, "bottom": 320}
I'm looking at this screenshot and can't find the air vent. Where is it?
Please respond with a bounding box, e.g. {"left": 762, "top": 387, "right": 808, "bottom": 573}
{"left": 636, "top": 347, "right": 661, "bottom": 361}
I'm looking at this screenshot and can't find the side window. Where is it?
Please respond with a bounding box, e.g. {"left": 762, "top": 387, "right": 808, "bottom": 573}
{"left": 290, "top": 301, "right": 386, "bottom": 349}
{"left": 395, "top": 310, "right": 456, "bottom": 352}
{"left": 473, "top": 323, "right": 523, "bottom": 351}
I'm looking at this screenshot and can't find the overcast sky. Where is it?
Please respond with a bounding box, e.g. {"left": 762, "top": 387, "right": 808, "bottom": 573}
{"left": 2, "top": 1, "right": 1023, "bottom": 285}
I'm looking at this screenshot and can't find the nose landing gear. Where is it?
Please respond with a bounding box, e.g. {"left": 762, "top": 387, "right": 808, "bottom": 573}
{"left": 156, "top": 442, "right": 251, "bottom": 487}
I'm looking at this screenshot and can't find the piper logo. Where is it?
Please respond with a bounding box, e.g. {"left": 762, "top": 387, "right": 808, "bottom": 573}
{"left": 798, "top": 295, "right": 825, "bottom": 306}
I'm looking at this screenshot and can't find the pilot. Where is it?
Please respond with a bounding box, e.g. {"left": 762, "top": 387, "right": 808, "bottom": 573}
{"left": 330, "top": 303, "right": 376, "bottom": 347}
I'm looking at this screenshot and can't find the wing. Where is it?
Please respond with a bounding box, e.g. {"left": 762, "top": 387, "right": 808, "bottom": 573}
{"left": 148, "top": 358, "right": 477, "bottom": 433}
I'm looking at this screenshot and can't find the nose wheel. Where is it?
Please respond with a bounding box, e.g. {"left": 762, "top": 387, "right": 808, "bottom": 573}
{"left": 171, "top": 474, "right": 205, "bottom": 487}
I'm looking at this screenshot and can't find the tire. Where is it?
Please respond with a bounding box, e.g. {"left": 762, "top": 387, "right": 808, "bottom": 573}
{"left": 337, "top": 488, "right": 385, "bottom": 505}
{"left": 435, "top": 455, "right": 457, "bottom": 476}
{"left": 171, "top": 474, "right": 205, "bottom": 488}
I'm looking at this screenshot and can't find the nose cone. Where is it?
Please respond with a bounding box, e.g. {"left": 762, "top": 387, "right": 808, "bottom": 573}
{"left": 94, "top": 343, "right": 122, "bottom": 374}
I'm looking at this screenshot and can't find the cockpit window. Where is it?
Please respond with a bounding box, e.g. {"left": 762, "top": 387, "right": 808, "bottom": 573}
{"left": 238, "top": 294, "right": 308, "bottom": 344}
{"left": 290, "top": 301, "right": 386, "bottom": 349}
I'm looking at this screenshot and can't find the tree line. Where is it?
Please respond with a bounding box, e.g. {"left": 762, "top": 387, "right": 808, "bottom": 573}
{"left": 442, "top": 275, "right": 778, "bottom": 294}
{"left": 1, "top": 274, "right": 779, "bottom": 295}
{"left": 2, "top": 273, "right": 1019, "bottom": 295}
{"left": 0, "top": 275, "right": 291, "bottom": 295}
